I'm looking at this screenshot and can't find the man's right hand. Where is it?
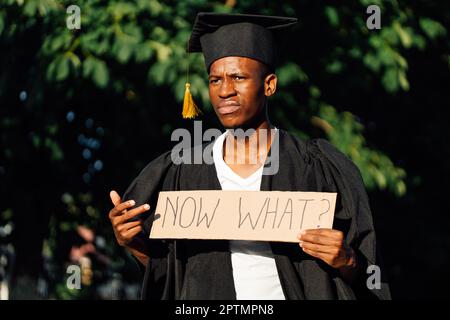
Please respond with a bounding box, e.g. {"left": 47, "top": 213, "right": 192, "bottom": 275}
{"left": 108, "top": 190, "right": 150, "bottom": 266}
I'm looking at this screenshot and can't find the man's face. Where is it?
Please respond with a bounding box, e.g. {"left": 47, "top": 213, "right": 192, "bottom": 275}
{"left": 208, "top": 56, "right": 268, "bottom": 129}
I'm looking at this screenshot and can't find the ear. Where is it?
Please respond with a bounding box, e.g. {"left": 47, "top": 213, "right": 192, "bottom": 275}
{"left": 264, "top": 73, "right": 277, "bottom": 97}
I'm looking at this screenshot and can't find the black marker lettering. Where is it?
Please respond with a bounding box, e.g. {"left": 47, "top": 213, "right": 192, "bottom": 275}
{"left": 162, "top": 196, "right": 179, "bottom": 228}
{"left": 196, "top": 197, "right": 220, "bottom": 228}
{"left": 317, "top": 198, "right": 331, "bottom": 227}
{"left": 238, "top": 197, "right": 267, "bottom": 230}
{"left": 298, "top": 199, "right": 314, "bottom": 229}
{"left": 277, "top": 198, "right": 293, "bottom": 229}
{"left": 262, "top": 197, "right": 279, "bottom": 228}
{"left": 179, "top": 196, "right": 196, "bottom": 228}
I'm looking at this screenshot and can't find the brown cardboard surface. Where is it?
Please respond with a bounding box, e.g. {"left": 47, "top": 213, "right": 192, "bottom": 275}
{"left": 149, "top": 190, "right": 337, "bottom": 242}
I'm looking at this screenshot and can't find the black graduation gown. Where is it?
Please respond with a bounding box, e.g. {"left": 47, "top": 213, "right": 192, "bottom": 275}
{"left": 122, "top": 129, "right": 391, "bottom": 300}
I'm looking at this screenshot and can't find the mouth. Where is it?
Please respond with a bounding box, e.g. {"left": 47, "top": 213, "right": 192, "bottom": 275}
{"left": 217, "top": 101, "right": 240, "bottom": 115}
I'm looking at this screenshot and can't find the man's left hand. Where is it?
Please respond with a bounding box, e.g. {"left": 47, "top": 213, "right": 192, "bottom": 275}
{"left": 297, "top": 229, "right": 356, "bottom": 270}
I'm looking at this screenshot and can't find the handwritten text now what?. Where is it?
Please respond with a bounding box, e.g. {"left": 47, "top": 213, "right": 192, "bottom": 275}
{"left": 150, "top": 191, "right": 337, "bottom": 242}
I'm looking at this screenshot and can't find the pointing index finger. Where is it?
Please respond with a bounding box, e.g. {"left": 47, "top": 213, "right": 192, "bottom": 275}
{"left": 110, "top": 190, "right": 121, "bottom": 206}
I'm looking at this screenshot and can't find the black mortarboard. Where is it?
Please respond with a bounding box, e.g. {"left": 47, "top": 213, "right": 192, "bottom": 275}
{"left": 189, "top": 12, "right": 298, "bottom": 72}
{"left": 181, "top": 12, "right": 298, "bottom": 119}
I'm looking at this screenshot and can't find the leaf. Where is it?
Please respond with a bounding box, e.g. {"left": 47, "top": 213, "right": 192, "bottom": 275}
{"left": 148, "top": 0, "right": 163, "bottom": 16}
{"left": 0, "top": 13, "right": 5, "bottom": 36}
{"left": 395, "top": 181, "right": 407, "bottom": 196}
{"left": 398, "top": 70, "right": 410, "bottom": 91}
{"left": 80, "top": 31, "right": 99, "bottom": 53}
{"left": 324, "top": 6, "right": 339, "bottom": 27}
{"left": 50, "top": 34, "right": 66, "bottom": 51}
{"left": 310, "top": 86, "right": 321, "bottom": 98}
{"left": 66, "top": 52, "right": 81, "bottom": 68}
{"left": 382, "top": 68, "right": 398, "bottom": 93}
{"left": 135, "top": 42, "right": 154, "bottom": 63}
{"left": 393, "top": 52, "right": 408, "bottom": 69}
{"left": 393, "top": 21, "right": 412, "bottom": 48}
{"left": 31, "top": 134, "right": 41, "bottom": 148}
{"left": 96, "top": 40, "right": 110, "bottom": 55}
{"left": 23, "top": 0, "right": 38, "bottom": 16}
{"left": 277, "top": 62, "right": 308, "bottom": 86}
{"left": 363, "top": 53, "right": 381, "bottom": 72}
{"left": 373, "top": 169, "right": 387, "bottom": 189}
{"left": 108, "top": 2, "right": 137, "bottom": 20}
{"left": 148, "top": 62, "right": 170, "bottom": 85}
{"left": 381, "top": 28, "right": 399, "bottom": 46}
{"left": 82, "top": 56, "right": 96, "bottom": 78}
{"left": 378, "top": 47, "right": 395, "bottom": 66}
{"left": 92, "top": 59, "right": 109, "bottom": 88}
{"left": 348, "top": 47, "right": 362, "bottom": 59}
{"left": 420, "top": 18, "right": 446, "bottom": 40}
{"left": 55, "top": 56, "right": 70, "bottom": 81}
{"left": 149, "top": 40, "right": 172, "bottom": 61}
{"left": 412, "top": 34, "right": 426, "bottom": 50}
{"left": 46, "top": 58, "right": 58, "bottom": 81}
{"left": 174, "top": 77, "right": 187, "bottom": 102}
{"left": 117, "top": 43, "right": 133, "bottom": 63}
{"left": 326, "top": 60, "right": 343, "bottom": 74}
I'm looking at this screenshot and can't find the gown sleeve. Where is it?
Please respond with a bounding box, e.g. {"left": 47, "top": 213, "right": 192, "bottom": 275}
{"left": 121, "top": 150, "right": 178, "bottom": 299}
{"left": 309, "top": 138, "right": 391, "bottom": 300}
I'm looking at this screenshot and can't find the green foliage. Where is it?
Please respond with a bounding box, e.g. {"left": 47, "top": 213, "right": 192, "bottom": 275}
{"left": 317, "top": 105, "right": 406, "bottom": 196}
{"left": 420, "top": 18, "right": 447, "bottom": 40}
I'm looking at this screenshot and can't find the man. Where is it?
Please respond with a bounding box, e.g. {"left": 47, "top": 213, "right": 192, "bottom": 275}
{"left": 108, "top": 12, "right": 391, "bottom": 300}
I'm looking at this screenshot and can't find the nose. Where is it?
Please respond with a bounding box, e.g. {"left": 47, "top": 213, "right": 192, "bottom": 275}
{"left": 218, "top": 78, "right": 237, "bottom": 99}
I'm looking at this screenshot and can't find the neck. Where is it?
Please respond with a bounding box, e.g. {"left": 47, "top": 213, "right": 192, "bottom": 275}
{"left": 223, "top": 117, "right": 275, "bottom": 165}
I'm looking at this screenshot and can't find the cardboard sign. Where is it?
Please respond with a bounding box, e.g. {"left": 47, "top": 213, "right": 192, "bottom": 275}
{"left": 149, "top": 190, "right": 337, "bottom": 243}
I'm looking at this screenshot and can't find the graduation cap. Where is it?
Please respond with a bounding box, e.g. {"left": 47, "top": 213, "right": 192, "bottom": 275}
{"left": 182, "top": 12, "right": 298, "bottom": 119}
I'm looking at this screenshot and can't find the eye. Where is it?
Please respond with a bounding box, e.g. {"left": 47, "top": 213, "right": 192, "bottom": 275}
{"left": 209, "top": 78, "right": 220, "bottom": 84}
{"left": 233, "top": 76, "right": 245, "bottom": 80}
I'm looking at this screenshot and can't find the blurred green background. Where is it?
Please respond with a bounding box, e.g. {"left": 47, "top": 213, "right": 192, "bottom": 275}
{"left": 0, "top": 0, "right": 449, "bottom": 299}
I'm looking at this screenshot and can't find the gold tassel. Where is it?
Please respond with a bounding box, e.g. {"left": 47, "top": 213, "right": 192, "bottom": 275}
{"left": 182, "top": 82, "right": 202, "bottom": 119}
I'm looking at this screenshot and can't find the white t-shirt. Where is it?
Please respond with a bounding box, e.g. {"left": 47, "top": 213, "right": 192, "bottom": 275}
{"left": 212, "top": 129, "right": 286, "bottom": 300}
